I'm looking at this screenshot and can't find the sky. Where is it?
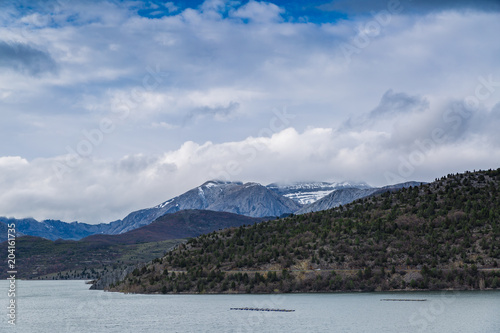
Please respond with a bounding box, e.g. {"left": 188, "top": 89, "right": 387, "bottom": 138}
{"left": 1, "top": 0, "right": 499, "bottom": 224}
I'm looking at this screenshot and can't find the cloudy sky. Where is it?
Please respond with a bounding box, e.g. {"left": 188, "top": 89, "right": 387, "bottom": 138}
{"left": 1, "top": 0, "right": 499, "bottom": 223}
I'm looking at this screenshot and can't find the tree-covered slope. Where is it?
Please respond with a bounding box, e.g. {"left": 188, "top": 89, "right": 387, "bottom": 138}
{"left": 108, "top": 169, "right": 500, "bottom": 294}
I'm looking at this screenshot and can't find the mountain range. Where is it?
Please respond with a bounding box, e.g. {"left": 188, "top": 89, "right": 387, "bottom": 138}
{"left": 0, "top": 179, "right": 424, "bottom": 241}
{"left": 107, "top": 180, "right": 301, "bottom": 235}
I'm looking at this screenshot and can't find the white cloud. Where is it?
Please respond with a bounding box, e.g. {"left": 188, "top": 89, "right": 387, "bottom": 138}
{"left": 230, "top": 1, "right": 285, "bottom": 23}
{"left": 164, "top": 2, "right": 179, "bottom": 14}
{"left": 0, "top": 156, "right": 29, "bottom": 168}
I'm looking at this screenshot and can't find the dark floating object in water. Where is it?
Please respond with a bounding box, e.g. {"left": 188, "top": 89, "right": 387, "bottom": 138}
{"left": 380, "top": 299, "right": 427, "bottom": 302}
{"left": 230, "top": 307, "right": 295, "bottom": 312}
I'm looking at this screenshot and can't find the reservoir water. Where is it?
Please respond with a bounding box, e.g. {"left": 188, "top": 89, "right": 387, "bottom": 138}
{"left": 1, "top": 280, "right": 499, "bottom": 332}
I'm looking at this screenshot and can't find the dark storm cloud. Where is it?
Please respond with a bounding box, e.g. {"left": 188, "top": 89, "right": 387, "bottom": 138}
{"left": 0, "top": 41, "right": 57, "bottom": 76}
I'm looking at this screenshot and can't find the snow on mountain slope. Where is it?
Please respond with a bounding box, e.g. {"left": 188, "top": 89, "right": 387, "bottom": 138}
{"left": 266, "top": 181, "right": 372, "bottom": 205}
{"left": 295, "top": 181, "right": 426, "bottom": 214}
{"left": 107, "top": 180, "right": 302, "bottom": 234}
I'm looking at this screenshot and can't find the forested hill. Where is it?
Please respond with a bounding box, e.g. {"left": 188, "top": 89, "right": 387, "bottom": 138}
{"left": 107, "top": 169, "right": 500, "bottom": 294}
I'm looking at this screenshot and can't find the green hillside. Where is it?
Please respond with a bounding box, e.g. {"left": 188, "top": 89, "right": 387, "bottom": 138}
{"left": 108, "top": 169, "right": 500, "bottom": 294}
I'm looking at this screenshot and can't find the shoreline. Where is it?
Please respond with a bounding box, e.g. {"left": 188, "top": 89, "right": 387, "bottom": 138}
{"left": 108, "top": 287, "right": 500, "bottom": 296}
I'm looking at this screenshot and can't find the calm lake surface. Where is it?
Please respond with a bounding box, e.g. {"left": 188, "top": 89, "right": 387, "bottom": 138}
{"left": 1, "top": 280, "right": 499, "bottom": 332}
